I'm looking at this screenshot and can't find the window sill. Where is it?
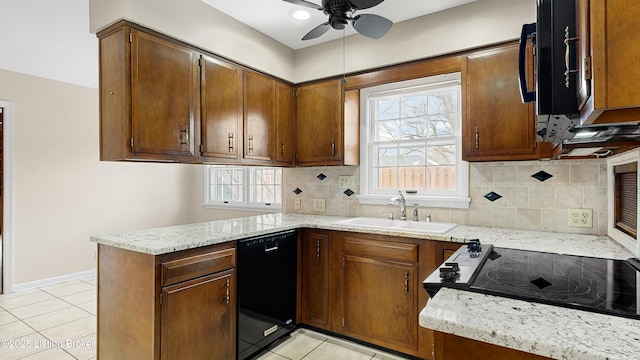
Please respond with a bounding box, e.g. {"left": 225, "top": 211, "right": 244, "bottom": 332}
{"left": 203, "top": 203, "right": 282, "bottom": 213}
{"left": 356, "top": 194, "right": 470, "bottom": 209}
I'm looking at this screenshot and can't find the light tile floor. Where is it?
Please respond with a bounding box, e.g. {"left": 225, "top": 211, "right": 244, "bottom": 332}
{"left": 0, "top": 277, "right": 410, "bottom": 360}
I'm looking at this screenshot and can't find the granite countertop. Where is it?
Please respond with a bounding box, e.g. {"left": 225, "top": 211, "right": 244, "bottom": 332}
{"left": 91, "top": 213, "right": 633, "bottom": 258}
{"left": 420, "top": 288, "right": 640, "bottom": 360}
{"left": 92, "top": 213, "right": 638, "bottom": 359}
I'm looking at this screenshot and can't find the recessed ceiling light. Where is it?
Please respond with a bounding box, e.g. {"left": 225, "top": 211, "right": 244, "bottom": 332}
{"left": 289, "top": 9, "right": 311, "bottom": 20}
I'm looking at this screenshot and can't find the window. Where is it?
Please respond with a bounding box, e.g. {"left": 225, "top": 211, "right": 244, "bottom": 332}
{"left": 204, "top": 166, "right": 282, "bottom": 211}
{"left": 358, "top": 73, "right": 470, "bottom": 208}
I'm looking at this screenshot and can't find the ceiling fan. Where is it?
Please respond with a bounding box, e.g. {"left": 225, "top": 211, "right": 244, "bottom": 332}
{"left": 283, "top": 0, "right": 393, "bottom": 40}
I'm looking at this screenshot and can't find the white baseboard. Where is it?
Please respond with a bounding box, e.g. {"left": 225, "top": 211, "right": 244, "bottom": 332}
{"left": 11, "top": 269, "right": 97, "bottom": 293}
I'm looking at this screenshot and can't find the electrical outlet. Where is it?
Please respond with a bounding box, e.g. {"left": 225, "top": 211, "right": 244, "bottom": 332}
{"left": 313, "top": 199, "right": 326, "bottom": 213}
{"left": 338, "top": 175, "right": 356, "bottom": 188}
{"left": 294, "top": 198, "right": 301, "bottom": 210}
{"left": 568, "top": 208, "right": 593, "bottom": 228}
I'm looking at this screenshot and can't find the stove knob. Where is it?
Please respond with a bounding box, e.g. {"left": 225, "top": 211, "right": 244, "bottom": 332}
{"left": 444, "top": 262, "right": 460, "bottom": 272}
{"left": 466, "top": 239, "right": 482, "bottom": 252}
{"left": 439, "top": 264, "right": 460, "bottom": 282}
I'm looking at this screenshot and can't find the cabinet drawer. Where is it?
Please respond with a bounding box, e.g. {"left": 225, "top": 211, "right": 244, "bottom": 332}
{"left": 162, "top": 248, "right": 236, "bottom": 286}
{"left": 343, "top": 237, "right": 418, "bottom": 264}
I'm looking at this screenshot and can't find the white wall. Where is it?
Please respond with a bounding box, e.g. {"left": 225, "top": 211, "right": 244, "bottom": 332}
{"left": 0, "top": 68, "right": 261, "bottom": 286}
{"left": 0, "top": 69, "right": 182, "bottom": 284}
{"left": 293, "top": 0, "right": 535, "bottom": 82}
{"left": 88, "top": 0, "right": 535, "bottom": 83}
{"left": 88, "top": 0, "right": 296, "bottom": 81}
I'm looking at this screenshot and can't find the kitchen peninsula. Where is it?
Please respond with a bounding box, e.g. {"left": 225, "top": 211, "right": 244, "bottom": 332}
{"left": 92, "top": 213, "right": 637, "bottom": 360}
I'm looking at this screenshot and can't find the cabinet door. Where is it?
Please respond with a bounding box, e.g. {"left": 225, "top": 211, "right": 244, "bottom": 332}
{"left": 300, "top": 230, "right": 331, "bottom": 330}
{"left": 244, "top": 71, "right": 273, "bottom": 162}
{"left": 131, "top": 30, "right": 198, "bottom": 158}
{"left": 462, "top": 44, "right": 537, "bottom": 161}
{"left": 200, "top": 56, "right": 243, "bottom": 160}
{"left": 295, "top": 79, "right": 343, "bottom": 165}
{"left": 343, "top": 256, "right": 418, "bottom": 353}
{"left": 161, "top": 270, "right": 235, "bottom": 360}
{"left": 576, "top": 0, "right": 640, "bottom": 125}
{"left": 274, "top": 80, "right": 294, "bottom": 165}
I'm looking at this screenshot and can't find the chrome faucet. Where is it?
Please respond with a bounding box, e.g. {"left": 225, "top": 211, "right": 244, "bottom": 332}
{"left": 389, "top": 190, "right": 407, "bottom": 221}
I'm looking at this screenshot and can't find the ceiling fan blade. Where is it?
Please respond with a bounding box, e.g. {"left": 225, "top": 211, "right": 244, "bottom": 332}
{"left": 302, "top": 22, "right": 331, "bottom": 40}
{"left": 352, "top": 14, "right": 393, "bottom": 39}
{"left": 282, "top": 0, "right": 324, "bottom": 11}
{"left": 348, "top": 0, "right": 384, "bottom": 10}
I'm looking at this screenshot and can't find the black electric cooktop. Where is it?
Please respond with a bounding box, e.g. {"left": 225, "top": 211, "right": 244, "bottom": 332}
{"left": 424, "top": 243, "right": 640, "bottom": 320}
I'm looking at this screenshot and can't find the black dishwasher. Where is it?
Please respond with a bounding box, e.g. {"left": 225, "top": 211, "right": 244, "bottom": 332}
{"left": 237, "top": 230, "right": 297, "bottom": 360}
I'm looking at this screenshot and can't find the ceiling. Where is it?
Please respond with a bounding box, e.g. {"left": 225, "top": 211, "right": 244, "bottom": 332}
{"left": 201, "top": 0, "right": 477, "bottom": 50}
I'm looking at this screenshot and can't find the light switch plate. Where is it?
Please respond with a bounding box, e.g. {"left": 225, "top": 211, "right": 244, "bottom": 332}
{"left": 313, "top": 199, "right": 326, "bottom": 213}
{"left": 568, "top": 208, "right": 593, "bottom": 228}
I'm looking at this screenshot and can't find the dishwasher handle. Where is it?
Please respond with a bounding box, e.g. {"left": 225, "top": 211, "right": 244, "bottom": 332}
{"left": 265, "top": 244, "right": 279, "bottom": 252}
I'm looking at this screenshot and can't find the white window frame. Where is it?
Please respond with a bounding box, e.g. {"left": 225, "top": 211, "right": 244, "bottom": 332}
{"left": 203, "top": 165, "right": 282, "bottom": 212}
{"left": 357, "top": 73, "right": 470, "bottom": 208}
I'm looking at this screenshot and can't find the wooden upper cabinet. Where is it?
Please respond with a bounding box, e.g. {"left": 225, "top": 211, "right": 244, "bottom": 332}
{"left": 274, "top": 80, "right": 294, "bottom": 165}
{"left": 130, "top": 30, "right": 199, "bottom": 159}
{"left": 576, "top": 0, "right": 640, "bottom": 125}
{"left": 243, "top": 71, "right": 274, "bottom": 163}
{"left": 462, "top": 44, "right": 538, "bottom": 162}
{"left": 199, "top": 55, "right": 243, "bottom": 161}
{"left": 99, "top": 25, "right": 199, "bottom": 162}
{"left": 295, "top": 79, "right": 358, "bottom": 166}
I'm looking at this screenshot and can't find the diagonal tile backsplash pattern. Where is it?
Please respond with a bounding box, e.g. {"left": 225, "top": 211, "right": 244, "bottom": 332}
{"left": 283, "top": 159, "right": 608, "bottom": 235}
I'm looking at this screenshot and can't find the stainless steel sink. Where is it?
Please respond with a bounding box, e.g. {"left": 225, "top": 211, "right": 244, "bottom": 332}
{"left": 334, "top": 217, "right": 457, "bottom": 235}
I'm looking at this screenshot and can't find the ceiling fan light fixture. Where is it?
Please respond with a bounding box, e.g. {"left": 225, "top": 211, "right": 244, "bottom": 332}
{"left": 289, "top": 9, "right": 311, "bottom": 20}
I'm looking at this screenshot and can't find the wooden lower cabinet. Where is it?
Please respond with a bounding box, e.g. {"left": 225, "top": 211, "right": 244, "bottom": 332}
{"left": 343, "top": 255, "right": 418, "bottom": 353}
{"left": 434, "top": 332, "right": 551, "bottom": 360}
{"left": 300, "top": 229, "right": 331, "bottom": 330}
{"left": 298, "top": 230, "right": 437, "bottom": 358}
{"left": 161, "top": 270, "right": 235, "bottom": 360}
{"left": 97, "top": 242, "right": 236, "bottom": 360}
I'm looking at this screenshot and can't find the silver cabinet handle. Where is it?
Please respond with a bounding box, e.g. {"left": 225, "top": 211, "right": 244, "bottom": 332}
{"left": 331, "top": 138, "right": 336, "bottom": 156}
{"left": 316, "top": 240, "right": 321, "bottom": 260}
{"left": 225, "top": 278, "right": 230, "bottom": 304}
{"left": 228, "top": 132, "right": 234, "bottom": 153}
{"left": 180, "top": 127, "right": 189, "bottom": 146}
{"left": 564, "top": 25, "right": 580, "bottom": 88}
{"left": 404, "top": 271, "right": 409, "bottom": 294}
{"left": 474, "top": 126, "right": 479, "bottom": 150}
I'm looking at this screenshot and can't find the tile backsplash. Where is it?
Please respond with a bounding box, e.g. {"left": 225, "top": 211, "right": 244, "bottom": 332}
{"left": 283, "top": 159, "right": 608, "bottom": 235}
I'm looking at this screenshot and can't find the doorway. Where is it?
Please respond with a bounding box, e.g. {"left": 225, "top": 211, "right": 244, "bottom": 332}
{"left": 0, "top": 106, "right": 3, "bottom": 293}
{"left": 0, "top": 100, "right": 14, "bottom": 294}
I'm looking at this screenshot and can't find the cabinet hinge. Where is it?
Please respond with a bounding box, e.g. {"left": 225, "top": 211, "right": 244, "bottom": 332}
{"left": 199, "top": 144, "right": 204, "bottom": 153}
{"left": 129, "top": 32, "right": 132, "bottom": 43}
{"left": 159, "top": 293, "right": 163, "bottom": 305}
{"left": 130, "top": 137, "right": 134, "bottom": 149}
{"left": 584, "top": 56, "right": 592, "bottom": 80}
{"left": 342, "top": 318, "right": 345, "bottom": 328}
{"left": 199, "top": 56, "right": 204, "bottom": 67}
{"left": 293, "top": 89, "right": 297, "bottom": 97}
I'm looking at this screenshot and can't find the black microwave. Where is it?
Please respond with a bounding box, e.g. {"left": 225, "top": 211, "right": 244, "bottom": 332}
{"left": 519, "top": 0, "right": 579, "bottom": 135}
